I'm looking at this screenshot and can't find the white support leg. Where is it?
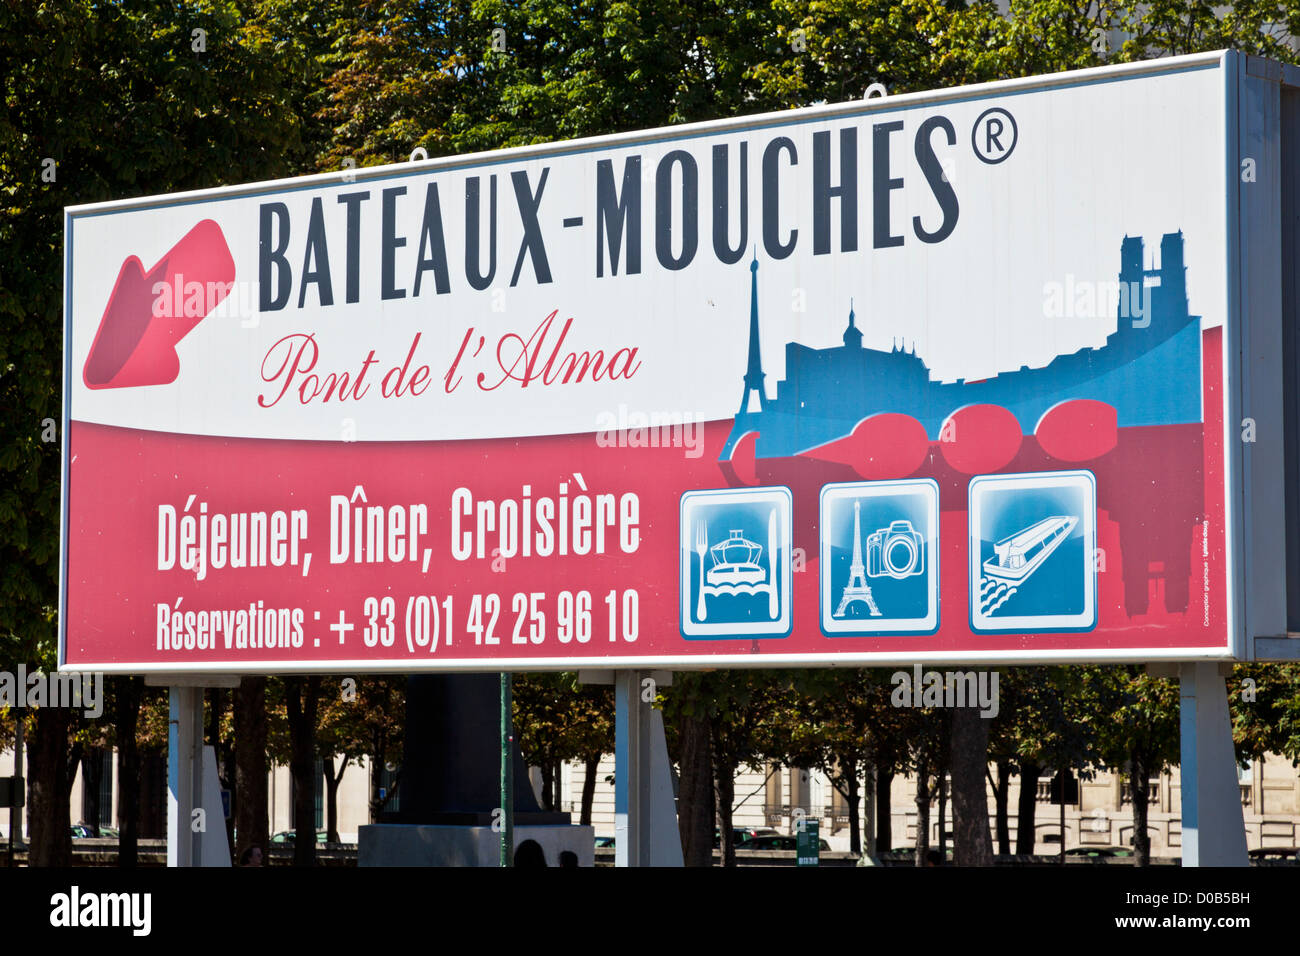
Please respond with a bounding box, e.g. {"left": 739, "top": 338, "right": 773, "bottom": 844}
{"left": 1178, "top": 662, "right": 1248, "bottom": 866}
{"left": 614, "top": 671, "right": 647, "bottom": 867}
{"left": 609, "top": 670, "right": 682, "bottom": 868}
{"left": 167, "top": 686, "right": 203, "bottom": 868}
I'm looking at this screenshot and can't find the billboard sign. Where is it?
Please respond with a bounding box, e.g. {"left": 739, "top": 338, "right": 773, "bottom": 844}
{"left": 62, "top": 51, "right": 1279, "bottom": 673}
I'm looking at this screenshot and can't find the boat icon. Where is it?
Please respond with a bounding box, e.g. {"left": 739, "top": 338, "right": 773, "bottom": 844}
{"left": 707, "top": 530, "right": 766, "bottom": 587}
{"left": 983, "top": 515, "right": 1078, "bottom": 583}
{"left": 979, "top": 514, "right": 1078, "bottom": 615}
{"left": 694, "top": 511, "right": 782, "bottom": 619}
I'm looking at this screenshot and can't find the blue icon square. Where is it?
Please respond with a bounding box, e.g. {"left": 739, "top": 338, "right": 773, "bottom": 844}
{"left": 820, "top": 480, "right": 939, "bottom": 635}
{"left": 969, "top": 470, "right": 1098, "bottom": 633}
{"left": 680, "top": 487, "right": 793, "bottom": 638}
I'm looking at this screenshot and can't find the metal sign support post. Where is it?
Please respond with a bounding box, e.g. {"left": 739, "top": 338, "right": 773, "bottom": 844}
{"left": 155, "top": 676, "right": 239, "bottom": 867}
{"left": 499, "top": 672, "right": 513, "bottom": 867}
{"left": 604, "top": 670, "right": 682, "bottom": 868}
{"left": 1178, "top": 662, "right": 1248, "bottom": 866}
{"left": 166, "top": 686, "right": 204, "bottom": 868}
{"left": 614, "top": 671, "right": 648, "bottom": 867}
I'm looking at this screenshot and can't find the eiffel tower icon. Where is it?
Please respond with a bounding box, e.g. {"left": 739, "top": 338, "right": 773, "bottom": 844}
{"left": 834, "top": 500, "right": 882, "bottom": 618}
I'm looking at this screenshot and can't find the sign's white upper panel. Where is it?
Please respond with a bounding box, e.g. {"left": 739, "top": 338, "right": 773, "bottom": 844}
{"left": 66, "top": 59, "right": 1227, "bottom": 444}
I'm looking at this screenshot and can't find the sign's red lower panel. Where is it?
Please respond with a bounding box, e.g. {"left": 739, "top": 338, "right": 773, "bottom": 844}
{"left": 63, "top": 330, "right": 1229, "bottom": 670}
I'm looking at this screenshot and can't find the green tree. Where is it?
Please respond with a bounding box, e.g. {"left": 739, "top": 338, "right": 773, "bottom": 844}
{"left": 752, "top": 0, "right": 1012, "bottom": 108}
{"left": 987, "top": 666, "right": 1098, "bottom": 855}
{"left": 513, "top": 672, "right": 612, "bottom": 822}
{"left": 252, "top": 0, "right": 368, "bottom": 172}
{"left": 313, "top": 678, "right": 365, "bottom": 843}
{"left": 707, "top": 670, "right": 782, "bottom": 866}
{"left": 762, "top": 669, "right": 894, "bottom": 857}
{"left": 662, "top": 670, "right": 781, "bottom": 866}
{"left": 0, "top": 0, "right": 303, "bottom": 864}
{"left": 1231, "top": 662, "right": 1300, "bottom": 764}
{"left": 1111, "top": 0, "right": 1299, "bottom": 62}
{"left": 316, "top": 0, "right": 483, "bottom": 167}
{"left": 358, "top": 677, "right": 406, "bottom": 822}
{"left": 662, "top": 671, "right": 715, "bottom": 866}
{"left": 231, "top": 677, "right": 269, "bottom": 862}
{"left": 265, "top": 676, "right": 323, "bottom": 864}
{"left": 1084, "top": 666, "right": 1182, "bottom": 866}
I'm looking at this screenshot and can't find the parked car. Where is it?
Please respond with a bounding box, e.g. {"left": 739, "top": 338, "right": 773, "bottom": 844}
{"left": 1065, "top": 846, "right": 1134, "bottom": 859}
{"left": 70, "top": 823, "right": 118, "bottom": 839}
{"left": 746, "top": 834, "right": 832, "bottom": 852}
{"left": 713, "top": 826, "right": 779, "bottom": 848}
{"left": 594, "top": 835, "right": 615, "bottom": 848}
{"left": 270, "top": 829, "right": 327, "bottom": 844}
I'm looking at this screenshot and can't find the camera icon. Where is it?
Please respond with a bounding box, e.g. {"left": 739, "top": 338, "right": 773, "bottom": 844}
{"left": 865, "top": 520, "right": 925, "bottom": 580}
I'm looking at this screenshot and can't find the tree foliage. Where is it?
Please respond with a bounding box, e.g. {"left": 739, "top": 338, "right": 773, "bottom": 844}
{"left": 1232, "top": 662, "right": 1300, "bottom": 763}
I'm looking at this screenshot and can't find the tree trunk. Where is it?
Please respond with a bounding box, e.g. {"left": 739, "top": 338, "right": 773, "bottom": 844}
{"left": 324, "top": 755, "right": 347, "bottom": 843}
{"left": 285, "top": 676, "right": 320, "bottom": 866}
{"left": 950, "top": 705, "right": 994, "bottom": 866}
{"left": 368, "top": 727, "right": 386, "bottom": 823}
{"left": 875, "top": 767, "right": 893, "bottom": 852}
{"left": 138, "top": 752, "right": 167, "bottom": 839}
{"left": 914, "top": 758, "right": 931, "bottom": 867}
{"left": 846, "top": 770, "right": 861, "bottom": 855}
{"left": 1129, "top": 749, "right": 1151, "bottom": 867}
{"left": 676, "top": 711, "right": 713, "bottom": 866}
{"left": 539, "top": 761, "right": 555, "bottom": 812}
{"left": 234, "top": 677, "right": 268, "bottom": 861}
{"left": 28, "top": 706, "right": 73, "bottom": 866}
{"left": 716, "top": 758, "right": 737, "bottom": 867}
{"left": 81, "top": 748, "right": 103, "bottom": 831}
{"left": 993, "top": 761, "right": 1011, "bottom": 856}
{"left": 116, "top": 677, "right": 142, "bottom": 867}
{"left": 206, "top": 688, "right": 221, "bottom": 752}
{"left": 222, "top": 742, "right": 236, "bottom": 857}
{"left": 368, "top": 755, "right": 380, "bottom": 823}
{"left": 580, "top": 754, "right": 599, "bottom": 826}
{"left": 1015, "top": 761, "right": 1041, "bottom": 855}
{"left": 325, "top": 760, "right": 338, "bottom": 844}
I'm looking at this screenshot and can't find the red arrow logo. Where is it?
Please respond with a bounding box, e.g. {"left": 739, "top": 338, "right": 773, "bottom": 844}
{"left": 83, "top": 219, "right": 236, "bottom": 390}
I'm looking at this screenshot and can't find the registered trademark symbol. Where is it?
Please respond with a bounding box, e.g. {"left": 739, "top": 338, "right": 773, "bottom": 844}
{"left": 972, "top": 107, "right": 1018, "bottom": 164}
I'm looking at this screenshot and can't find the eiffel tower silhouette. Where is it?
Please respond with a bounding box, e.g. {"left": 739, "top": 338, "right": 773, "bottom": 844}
{"left": 737, "top": 252, "right": 767, "bottom": 416}
{"left": 834, "top": 500, "right": 882, "bottom": 618}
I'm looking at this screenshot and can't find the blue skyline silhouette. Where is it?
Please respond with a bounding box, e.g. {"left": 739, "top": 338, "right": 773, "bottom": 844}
{"left": 721, "top": 232, "right": 1203, "bottom": 461}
